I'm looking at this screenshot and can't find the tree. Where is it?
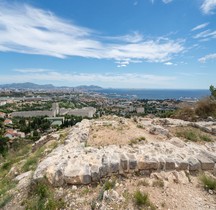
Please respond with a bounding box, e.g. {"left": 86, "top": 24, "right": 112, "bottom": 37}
{"left": 210, "top": 85, "right": 216, "bottom": 99}
{"left": 0, "top": 137, "right": 9, "bottom": 156}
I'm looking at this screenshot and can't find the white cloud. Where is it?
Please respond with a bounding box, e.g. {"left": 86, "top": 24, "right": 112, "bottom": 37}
{"left": 164, "top": 62, "right": 173, "bottom": 65}
{"left": 199, "top": 53, "right": 216, "bottom": 63}
{"left": 116, "top": 59, "right": 142, "bottom": 67}
{"left": 191, "top": 23, "right": 209, "bottom": 31}
{"left": 201, "top": 0, "right": 216, "bottom": 14}
{"left": 0, "top": 2, "right": 184, "bottom": 66}
{"left": 1, "top": 70, "right": 176, "bottom": 88}
{"left": 109, "top": 32, "right": 144, "bottom": 43}
{"left": 193, "top": 29, "right": 216, "bottom": 40}
{"left": 14, "top": 68, "right": 49, "bottom": 73}
{"left": 116, "top": 60, "right": 130, "bottom": 68}
{"left": 162, "top": 0, "right": 173, "bottom": 4}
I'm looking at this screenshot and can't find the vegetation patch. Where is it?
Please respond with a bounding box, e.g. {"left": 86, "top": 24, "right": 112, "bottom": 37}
{"left": 24, "top": 178, "right": 65, "bottom": 210}
{"left": 0, "top": 195, "right": 13, "bottom": 209}
{"left": 133, "top": 190, "right": 156, "bottom": 210}
{"left": 152, "top": 179, "right": 164, "bottom": 188}
{"left": 137, "top": 179, "right": 149, "bottom": 186}
{"left": 200, "top": 174, "right": 216, "bottom": 191}
{"left": 175, "top": 127, "right": 213, "bottom": 142}
{"left": 22, "top": 147, "right": 45, "bottom": 172}
{"left": 129, "top": 136, "right": 146, "bottom": 145}
{"left": 172, "top": 89, "right": 216, "bottom": 121}
{"left": 199, "top": 134, "right": 212, "bottom": 142}
{"left": 0, "top": 177, "right": 17, "bottom": 208}
{"left": 103, "top": 179, "right": 116, "bottom": 191}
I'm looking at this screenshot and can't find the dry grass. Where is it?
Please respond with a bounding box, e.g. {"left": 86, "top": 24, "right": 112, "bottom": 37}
{"left": 173, "top": 97, "right": 216, "bottom": 121}
{"left": 171, "top": 127, "right": 215, "bottom": 142}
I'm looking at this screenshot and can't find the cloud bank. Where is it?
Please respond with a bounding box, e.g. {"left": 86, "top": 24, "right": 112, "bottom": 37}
{"left": 0, "top": 1, "right": 184, "bottom": 66}
{"left": 0, "top": 69, "right": 176, "bottom": 88}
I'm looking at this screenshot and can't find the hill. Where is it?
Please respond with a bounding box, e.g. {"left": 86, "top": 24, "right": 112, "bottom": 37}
{"left": 0, "top": 82, "right": 55, "bottom": 90}
{"left": 0, "top": 82, "right": 103, "bottom": 91}
{"left": 1, "top": 116, "right": 216, "bottom": 209}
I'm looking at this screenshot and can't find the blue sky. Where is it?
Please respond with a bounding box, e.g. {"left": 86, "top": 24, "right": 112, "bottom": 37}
{"left": 0, "top": 0, "right": 216, "bottom": 89}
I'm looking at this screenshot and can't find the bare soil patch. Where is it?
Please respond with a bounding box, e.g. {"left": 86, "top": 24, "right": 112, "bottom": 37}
{"left": 88, "top": 118, "right": 165, "bottom": 147}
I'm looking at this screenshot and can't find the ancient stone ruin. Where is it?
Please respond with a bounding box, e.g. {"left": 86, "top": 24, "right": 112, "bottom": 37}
{"left": 33, "top": 119, "right": 216, "bottom": 186}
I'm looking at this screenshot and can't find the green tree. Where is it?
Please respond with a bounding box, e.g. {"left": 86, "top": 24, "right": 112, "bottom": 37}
{"left": 0, "top": 137, "right": 9, "bottom": 156}
{"left": 210, "top": 85, "right": 216, "bottom": 99}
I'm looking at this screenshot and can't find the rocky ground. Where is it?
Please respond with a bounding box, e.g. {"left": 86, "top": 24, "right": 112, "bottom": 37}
{"left": 2, "top": 116, "right": 216, "bottom": 209}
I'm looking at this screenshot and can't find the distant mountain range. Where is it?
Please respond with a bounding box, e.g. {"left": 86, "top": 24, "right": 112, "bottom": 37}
{"left": 0, "top": 82, "right": 103, "bottom": 91}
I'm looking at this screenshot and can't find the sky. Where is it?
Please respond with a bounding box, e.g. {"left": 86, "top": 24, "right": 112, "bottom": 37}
{"left": 0, "top": 0, "right": 216, "bottom": 89}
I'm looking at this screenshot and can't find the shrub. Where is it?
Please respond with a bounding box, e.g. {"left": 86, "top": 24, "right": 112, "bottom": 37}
{"left": 103, "top": 179, "right": 115, "bottom": 190}
{"left": 195, "top": 98, "right": 216, "bottom": 118}
{"left": 90, "top": 199, "right": 96, "bottom": 210}
{"left": 200, "top": 135, "right": 212, "bottom": 142}
{"left": 133, "top": 190, "right": 156, "bottom": 209}
{"left": 172, "top": 106, "right": 196, "bottom": 121}
{"left": 176, "top": 129, "right": 198, "bottom": 142}
{"left": 129, "top": 136, "right": 146, "bottom": 146}
{"left": 0, "top": 195, "right": 13, "bottom": 208}
{"left": 0, "top": 177, "right": 17, "bottom": 208}
{"left": 173, "top": 97, "right": 216, "bottom": 121}
{"left": 25, "top": 179, "right": 65, "bottom": 210}
{"left": 200, "top": 174, "right": 216, "bottom": 190}
{"left": 176, "top": 127, "right": 213, "bottom": 142}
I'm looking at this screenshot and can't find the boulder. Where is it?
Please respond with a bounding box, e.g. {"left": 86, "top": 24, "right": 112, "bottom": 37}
{"left": 149, "top": 125, "right": 169, "bottom": 136}
{"left": 169, "top": 137, "right": 185, "bottom": 148}
{"left": 15, "top": 171, "right": 33, "bottom": 190}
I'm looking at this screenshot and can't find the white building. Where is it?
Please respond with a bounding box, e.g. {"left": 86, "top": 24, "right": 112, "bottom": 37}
{"left": 136, "top": 107, "right": 145, "bottom": 113}
{"left": 0, "top": 100, "right": 7, "bottom": 106}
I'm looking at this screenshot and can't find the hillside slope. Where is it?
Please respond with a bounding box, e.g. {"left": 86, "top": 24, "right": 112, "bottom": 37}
{"left": 1, "top": 116, "right": 216, "bottom": 209}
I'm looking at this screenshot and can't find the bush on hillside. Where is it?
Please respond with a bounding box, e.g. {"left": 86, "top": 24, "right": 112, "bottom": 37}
{"left": 172, "top": 106, "right": 197, "bottom": 121}
{"left": 172, "top": 97, "right": 216, "bottom": 121}
{"left": 210, "top": 85, "right": 216, "bottom": 99}
{"left": 195, "top": 98, "right": 216, "bottom": 118}
{"left": 172, "top": 85, "right": 216, "bottom": 121}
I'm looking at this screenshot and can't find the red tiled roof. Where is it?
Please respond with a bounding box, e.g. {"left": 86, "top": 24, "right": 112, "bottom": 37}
{"left": 4, "top": 119, "right": 12, "bottom": 124}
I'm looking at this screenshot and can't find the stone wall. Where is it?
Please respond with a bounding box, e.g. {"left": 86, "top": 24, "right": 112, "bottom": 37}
{"left": 33, "top": 119, "right": 216, "bottom": 186}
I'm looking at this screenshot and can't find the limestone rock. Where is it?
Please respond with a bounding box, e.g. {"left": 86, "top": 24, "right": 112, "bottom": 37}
{"left": 197, "top": 156, "right": 215, "bottom": 170}
{"left": 15, "top": 171, "right": 33, "bottom": 190}
{"left": 188, "top": 157, "right": 201, "bottom": 171}
{"left": 169, "top": 137, "right": 185, "bottom": 148}
{"left": 149, "top": 125, "right": 169, "bottom": 136}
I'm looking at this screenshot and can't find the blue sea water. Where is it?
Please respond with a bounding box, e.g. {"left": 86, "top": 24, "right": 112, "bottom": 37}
{"left": 95, "top": 89, "right": 209, "bottom": 100}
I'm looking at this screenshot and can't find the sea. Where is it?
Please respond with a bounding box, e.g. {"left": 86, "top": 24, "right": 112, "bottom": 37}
{"left": 94, "top": 89, "right": 209, "bottom": 100}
